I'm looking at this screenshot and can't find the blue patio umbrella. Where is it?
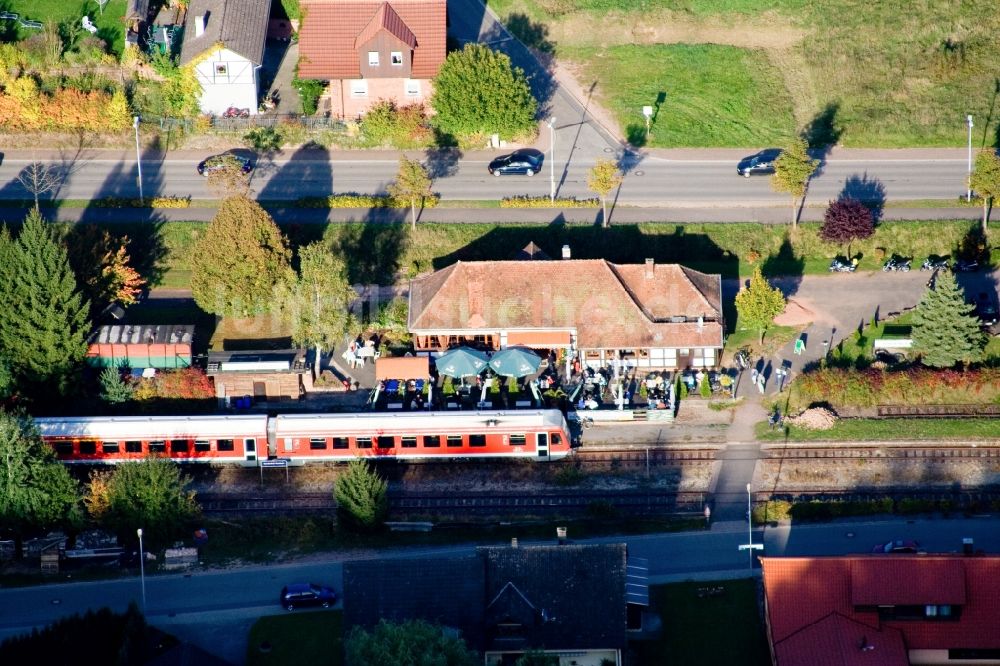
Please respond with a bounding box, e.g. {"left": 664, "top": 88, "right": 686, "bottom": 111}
{"left": 488, "top": 347, "right": 542, "bottom": 378}
{"left": 435, "top": 347, "right": 489, "bottom": 378}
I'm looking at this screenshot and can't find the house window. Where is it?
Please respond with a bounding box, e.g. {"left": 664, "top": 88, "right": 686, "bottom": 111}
{"left": 350, "top": 79, "right": 368, "bottom": 97}
{"left": 215, "top": 63, "right": 228, "bottom": 76}
{"left": 368, "top": 51, "right": 379, "bottom": 66}
{"left": 391, "top": 51, "right": 403, "bottom": 65}
{"left": 405, "top": 79, "right": 420, "bottom": 96}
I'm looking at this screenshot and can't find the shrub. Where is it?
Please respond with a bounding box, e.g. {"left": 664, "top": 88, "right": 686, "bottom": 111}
{"left": 244, "top": 126, "right": 283, "bottom": 153}
{"left": 500, "top": 196, "right": 599, "bottom": 208}
{"left": 92, "top": 196, "right": 190, "bottom": 208}
{"left": 292, "top": 71, "right": 324, "bottom": 115}
{"left": 752, "top": 500, "right": 792, "bottom": 523}
{"left": 295, "top": 193, "right": 440, "bottom": 209}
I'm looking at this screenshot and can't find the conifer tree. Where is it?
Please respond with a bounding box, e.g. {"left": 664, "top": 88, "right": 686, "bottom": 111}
{"left": 99, "top": 365, "right": 133, "bottom": 404}
{"left": 190, "top": 196, "right": 293, "bottom": 317}
{"left": 1, "top": 211, "right": 90, "bottom": 397}
{"left": 334, "top": 459, "right": 388, "bottom": 530}
{"left": 911, "top": 270, "right": 985, "bottom": 367}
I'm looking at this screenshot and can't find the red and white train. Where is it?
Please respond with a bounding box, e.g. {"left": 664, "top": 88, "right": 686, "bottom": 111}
{"left": 36, "top": 410, "right": 573, "bottom": 465}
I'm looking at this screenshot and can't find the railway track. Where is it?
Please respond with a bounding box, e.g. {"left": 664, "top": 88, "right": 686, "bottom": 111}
{"left": 197, "top": 489, "right": 707, "bottom": 515}
{"left": 763, "top": 445, "right": 1000, "bottom": 460}
{"left": 574, "top": 447, "right": 717, "bottom": 465}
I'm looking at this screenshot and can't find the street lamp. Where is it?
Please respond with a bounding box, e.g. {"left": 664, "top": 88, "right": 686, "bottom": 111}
{"left": 966, "top": 114, "right": 974, "bottom": 203}
{"left": 547, "top": 117, "right": 556, "bottom": 203}
{"left": 137, "top": 528, "right": 146, "bottom": 614}
{"left": 133, "top": 116, "right": 144, "bottom": 205}
{"left": 738, "top": 483, "right": 762, "bottom": 570}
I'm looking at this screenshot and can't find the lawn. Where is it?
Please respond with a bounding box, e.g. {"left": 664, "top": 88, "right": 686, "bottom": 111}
{"left": 633, "top": 579, "right": 770, "bottom": 666}
{"left": 246, "top": 611, "right": 343, "bottom": 666}
{"left": 559, "top": 44, "right": 795, "bottom": 147}
{"left": 488, "top": 0, "right": 1000, "bottom": 147}
{"left": 6, "top": 0, "right": 127, "bottom": 54}
{"left": 756, "top": 417, "right": 1000, "bottom": 442}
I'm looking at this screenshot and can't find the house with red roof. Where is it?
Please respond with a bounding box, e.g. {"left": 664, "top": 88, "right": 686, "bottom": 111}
{"left": 296, "top": 0, "right": 446, "bottom": 118}
{"left": 408, "top": 255, "right": 724, "bottom": 375}
{"left": 761, "top": 555, "right": 1000, "bottom": 665}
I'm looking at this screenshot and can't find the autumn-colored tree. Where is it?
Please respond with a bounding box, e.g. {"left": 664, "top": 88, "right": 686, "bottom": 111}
{"left": 771, "top": 138, "right": 818, "bottom": 228}
{"left": 106, "top": 89, "right": 132, "bottom": 132}
{"left": 387, "top": 156, "right": 433, "bottom": 229}
{"left": 65, "top": 226, "right": 146, "bottom": 311}
{"left": 203, "top": 154, "right": 252, "bottom": 197}
{"left": 587, "top": 159, "right": 624, "bottom": 228}
{"left": 819, "top": 198, "right": 874, "bottom": 258}
{"left": 970, "top": 149, "right": 1000, "bottom": 232}
{"left": 190, "top": 196, "right": 293, "bottom": 317}
{"left": 735, "top": 266, "right": 786, "bottom": 344}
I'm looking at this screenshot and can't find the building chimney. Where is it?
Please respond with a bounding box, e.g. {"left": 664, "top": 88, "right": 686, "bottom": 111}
{"left": 645, "top": 257, "right": 655, "bottom": 278}
{"left": 561, "top": 244, "right": 571, "bottom": 259}
{"left": 556, "top": 526, "right": 567, "bottom": 544}
{"left": 963, "top": 537, "right": 974, "bottom": 555}
{"left": 511, "top": 537, "right": 519, "bottom": 548}
{"left": 195, "top": 15, "right": 205, "bottom": 37}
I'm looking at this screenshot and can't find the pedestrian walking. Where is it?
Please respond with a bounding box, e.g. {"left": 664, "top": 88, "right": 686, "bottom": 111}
{"left": 757, "top": 374, "right": 765, "bottom": 394}
{"left": 750, "top": 367, "right": 758, "bottom": 386}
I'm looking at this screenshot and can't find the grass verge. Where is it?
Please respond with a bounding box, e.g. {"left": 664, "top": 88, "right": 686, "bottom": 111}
{"left": 633, "top": 580, "right": 770, "bottom": 666}
{"left": 756, "top": 418, "right": 1000, "bottom": 442}
{"left": 246, "top": 611, "right": 343, "bottom": 666}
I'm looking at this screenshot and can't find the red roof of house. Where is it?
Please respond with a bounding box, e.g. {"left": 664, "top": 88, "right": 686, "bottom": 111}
{"left": 407, "top": 259, "right": 724, "bottom": 350}
{"left": 762, "top": 555, "right": 1000, "bottom": 666}
{"left": 298, "top": 0, "right": 446, "bottom": 79}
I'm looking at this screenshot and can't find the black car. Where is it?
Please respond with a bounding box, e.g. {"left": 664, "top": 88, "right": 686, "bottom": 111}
{"left": 973, "top": 292, "right": 999, "bottom": 327}
{"left": 279, "top": 583, "right": 337, "bottom": 611}
{"left": 488, "top": 148, "right": 544, "bottom": 177}
{"left": 737, "top": 149, "right": 781, "bottom": 177}
{"left": 197, "top": 153, "right": 253, "bottom": 176}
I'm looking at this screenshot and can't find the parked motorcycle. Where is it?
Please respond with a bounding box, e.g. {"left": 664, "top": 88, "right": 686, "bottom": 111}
{"left": 882, "top": 256, "right": 911, "bottom": 272}
{"left": 952, "top": 258, "right": 979, "bottom": 273}
{"left": 920, "top": 256, "right": 949, "bottom": 271}
{"left": 829, "top": 258, "right": 858, "bottom": 273}
{"left": 223, "top": 106, "right": 251, "bottom": 118}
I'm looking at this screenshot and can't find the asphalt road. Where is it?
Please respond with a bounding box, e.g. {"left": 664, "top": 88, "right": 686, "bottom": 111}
{"left": 3, "top": 516, "right": 998, "bottom": 664}
{"left": 0, "top": 150, "right": 975, "bottom": 208}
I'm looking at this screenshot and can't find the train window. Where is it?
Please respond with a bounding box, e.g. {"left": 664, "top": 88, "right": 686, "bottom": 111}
{"left": 446, "top": 435, "right": 463, "bottom": 448}
{"left": 194, "top": 440, "right": 211, "bottom": 452}
{"left": 469, "top": 434, "right": 486, "bottom": 447}
{"left": 423, "top": 435, "right": 440, "bottom": 448}
{"left": 102, "top": 441, "right": 120, "bottom": 454}
{"left": 171, "top": 439, "right": 189, "bottom": 453}
{"left": 401, "top": 436, "right": 417, "bottom": 448}
{"left": 332, "top": 437, "right": 349, "bottom": 450}
{"left": 310, "top": 438, "right": 327, "bottom": 450}
{"left": 356, "top": 437, "right": 372, "bottom": 449}
{"left": 217, "top": 439, "right": 235, "bottom": 451}
{"left": 377, "top": 435, "right": 395, "bottom": 448}
{"left": 552, "top": 433, "right": 562, "bottom": 445}
{"left": 56, "top": 442, "right": 74, "bottom": 455}
{"left": 510, "top": 434, "right": 526, "bottom": 446}
{"left": 80, "top": 441, "right": 97, "bottom": 454}
{"left": 149, "top": 440, "right": 166, "bottom": 453}
{"left": 125, "top": 440, "right": 142, "bottom": 453}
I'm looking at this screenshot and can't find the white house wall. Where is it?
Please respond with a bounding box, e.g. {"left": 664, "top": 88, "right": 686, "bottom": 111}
{"left": 194, "top": 47, "right": 259, "bottom": 115}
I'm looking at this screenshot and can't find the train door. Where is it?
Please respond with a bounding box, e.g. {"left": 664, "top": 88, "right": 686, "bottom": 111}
{"left": 536, "top": 432, "right": 549, "bottom": 461}
{"left": 244, "top": 438, "right": 257, "bottom": 463}
{"left": 266, "top": 416, "right": 277, "bottom": 457}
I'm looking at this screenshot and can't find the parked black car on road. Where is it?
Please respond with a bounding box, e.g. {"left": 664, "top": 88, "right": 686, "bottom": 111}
{"left": 279, "top": 583, "right": 337, "bottom": 611}
{"left": 488, "top": 149, "right": 544, "bottom": 177}
{"left": 737, "top": 149, "right": 781, "bottom": 177}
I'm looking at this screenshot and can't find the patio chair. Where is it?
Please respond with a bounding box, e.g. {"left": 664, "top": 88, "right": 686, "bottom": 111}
{"left": 385, "top": 379, "right": 400, "bottom": 394}
{"left": 414, "top": 379, "right": 425, "bottom": 392}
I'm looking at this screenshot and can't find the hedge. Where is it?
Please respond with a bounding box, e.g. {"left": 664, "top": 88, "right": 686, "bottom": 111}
{"left": 294, "top": 193, "right": 440, "bottom": 209}
{"left": 500, "top": 196, "right": 599, "bottom": 208}
{"left": 92, "top": 196, "right": 191, "bottom": 209}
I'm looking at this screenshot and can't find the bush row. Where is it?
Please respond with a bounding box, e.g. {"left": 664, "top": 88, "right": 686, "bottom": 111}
{"left": 294, "top": 193, "right": 440, "bottom": 209}
{"left": 792, "top": 366, "right": 1000, "bottom": 409}
{"left": 92, "top": 196, "right": 191, "bottom": 209}
{"left": 500, "top": 196, "right": 599, "bottom": 208}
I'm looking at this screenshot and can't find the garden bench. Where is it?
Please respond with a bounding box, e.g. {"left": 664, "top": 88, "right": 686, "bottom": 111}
{"left": 0, "top": 12, "right": 18, "bottom": 21}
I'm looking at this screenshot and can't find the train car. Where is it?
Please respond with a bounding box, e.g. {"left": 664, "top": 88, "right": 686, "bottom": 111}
{"left": 274, "top": 410, "right": 572, "bottom": 462}
{"left": 37, "top": 415, "right": 269, "bottom": 466}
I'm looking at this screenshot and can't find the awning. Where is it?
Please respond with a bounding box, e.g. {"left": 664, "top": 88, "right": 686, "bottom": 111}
{"left": 506, "top": 331, "right": 572, "bottom": 347}
{"left": 375, "top": 356, "right": 429, "bottom": 380}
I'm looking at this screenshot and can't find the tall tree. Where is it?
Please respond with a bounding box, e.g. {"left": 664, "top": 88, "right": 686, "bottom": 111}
{"left": 1, "top": 210, "right": 90, "bottom": 397}
{"left": 17, "top": 161, "right": 61, "bottom": 210}
{"left": 969, "top": 149, "right": 1000, "bottom": 232}
{"left": 85, "top": 457, "right": 200, "bottom": 549}
{"left": 587, "top": 159, "right": 624, "bottom": 228}
{"left": 0, "top": 410, "right": 81, "bottom": 552}
{"left": 771, "top": 138, "right": 818, "bottom": 228}
{"left": 819, "top": 198, "right": 874, "bottom": 258}
{"left": 284, "top": 242, "right": 357, "bottom": 369}
{"left": 911, "top": 270, "right": 985, "bottom": 368}
{"left": 431, "top": 43, "right": 538, "bottom": 141}
{"left": 190, "top": 196, "right": 292, "bottom": 317}
{"left": 387, "top": 156, "right": 433, "bottom": 230}
{"left": 65, "top": 225, "right": 146, "bottom": 312}
{"left": 334, "top": 459, "right": 388, "bottom": 530}
{"left": 734, "top": 266, "right": 786, "bottom": 344}
{"left": 345, "top": 619, "right": 478, "bottom": 666}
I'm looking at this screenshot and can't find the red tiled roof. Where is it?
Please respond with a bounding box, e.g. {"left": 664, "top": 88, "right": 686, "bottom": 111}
{"left": 762, "top": 555, "right": 1000, "bottom": 666}
{"left": 407, "top": 260, "right": 724, "bottom": 351}
{"left": 298, "top": 0, "right": 446, "bottom": 79}
{"left": 777, "top": 614, "right": 907, "bottom": 666}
